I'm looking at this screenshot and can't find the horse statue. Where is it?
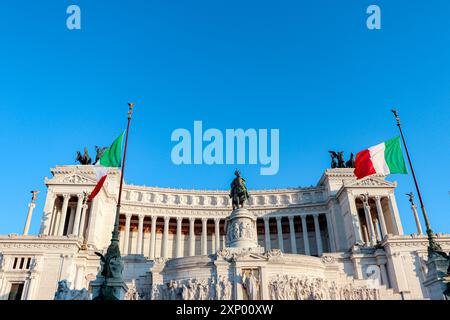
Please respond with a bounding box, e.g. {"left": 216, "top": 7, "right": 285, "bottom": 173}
{"left": 329, "top": 151, "right": 346, "bottom": 168}
{"left": 95, "top": 146, "right": 108, "bottom": 164}
{"left": 229, "top": 170, "right": 250, "bottom": 210}
{"left": 328, "top": 151, "right": 338, "bottom": 168}
{"left": 345, "top": 153, "right": 355, "bottom": 168}
{"left": 76, "top": 148, "right": 92, "bottom": 165}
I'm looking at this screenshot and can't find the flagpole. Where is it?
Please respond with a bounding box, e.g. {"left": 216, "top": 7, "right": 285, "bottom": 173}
{"left": 111, "top": 103, "right": 134, "bottom": 244}
{"left": 391, "top": 110, "right": 442, "bottom": 255}
{"left": 92, "top": 103, "right": 135, "bottom": 300}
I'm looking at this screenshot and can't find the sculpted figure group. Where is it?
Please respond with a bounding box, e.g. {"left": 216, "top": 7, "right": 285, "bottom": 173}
{"left": 268, "top": 275, "right": 379, "bottom": 300}
{"left": 54, "top": 280, "right": 91, "bottom": 300}
{"left": 227, "top": 221, "right": 256, "bottom": 242}
{"left": 151, "top": 276, "right": 232, "bottom": 300}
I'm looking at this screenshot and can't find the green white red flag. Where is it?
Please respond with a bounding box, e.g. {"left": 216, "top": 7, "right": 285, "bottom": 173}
{"left": 354, "top": 136, "right": 408, "bottom": 179}
{"left": 88, "top": 132, "right": 124, "bottom": 201}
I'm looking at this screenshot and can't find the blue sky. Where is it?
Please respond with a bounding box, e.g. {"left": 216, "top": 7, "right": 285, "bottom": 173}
{"left": 0, "top": 1, "right": 448, "bottom": 235}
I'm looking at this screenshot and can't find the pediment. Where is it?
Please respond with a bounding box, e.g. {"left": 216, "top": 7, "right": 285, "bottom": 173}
{"left": 46, "top": 173, "right": 97, "bottom": 185}
{"left": 345, "top": 176, "right": 396, "bottom": 188}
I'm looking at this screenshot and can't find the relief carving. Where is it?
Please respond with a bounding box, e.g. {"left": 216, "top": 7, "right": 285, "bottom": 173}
{"left": 268, "top": 275, "right": 379, "bottom": 300}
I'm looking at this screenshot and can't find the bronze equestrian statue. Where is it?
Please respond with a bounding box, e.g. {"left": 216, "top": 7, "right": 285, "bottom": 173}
{"left": 76, "top": 148, "right": 92, "bottom": 165}
{"left": 329, "top": 151, "right": 355, "bottom": 168}
{"left": 345, "top": 153, "right": 355, "bottom": 168}
{"left": 230, "top": 170, "right": 250, "bottom": 210}
{"left": 95, "top": 146, "right": 108, "bottom": 164}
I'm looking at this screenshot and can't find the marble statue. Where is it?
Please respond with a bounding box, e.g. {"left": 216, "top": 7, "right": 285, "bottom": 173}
{"left": 242, "top": 271, "right": 259, "bottom": 300}
{"left": 54, "top": 280, "right": 90, "bottom": 300}
{"left": 124, "top": 279, "right": 141, "bottom": 300}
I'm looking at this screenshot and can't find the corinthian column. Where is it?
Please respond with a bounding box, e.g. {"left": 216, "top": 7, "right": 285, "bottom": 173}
{"left": 263, "top": 217, "right": 271, "bottom": 251}
{"left": 149, "top": 216, "right": 157, "bottom": 259}
{"left": 176, "top": 217, "right": 183, "bottom": 258}
{"left": 301, "top": 215, "right": 310, "bottom": 255}
{"left": 123, "top": 213, "right": 132, "bottom": 255}
{"left": 58, "top": 194, "right": 71, "bottom": 236}
{"left": 137, "top": 215, "right": 144, "bottom": 255}
{"left": 162, "top": 217, "right": 170, "bottom": 258}
{"left": 276, "top": 217, "right": 284, "bottom": 252}
{"left": 313, "top": 214, "right": 323, "bottom": 256}
{"left": 72, "top": 194, "right": 84, "bottom": 236}
{"left": 214, "top": 218, "right": 221, "bottom": 252}
{"left": 362, "top": 195, "right": 377, "bottom": 246}
{"left": 78, "top": 203, "right": 88, "bottom": 239}
{"left": 189, "top": 218, "right": 195, "bottom": 256}
{"left": 288, "top": 216, "right": 297, "bottom": 254}
{"left": 201, "top": 218, "right": 208, "bottom": 255}
{"left": 23, "top": 203, "right": 36, "bottom": 236}
{"left": 374, "top": 196, "right": 388, "bottom": 239}
{"left": 411, "top": 204, "right": 423, "bottom": 235}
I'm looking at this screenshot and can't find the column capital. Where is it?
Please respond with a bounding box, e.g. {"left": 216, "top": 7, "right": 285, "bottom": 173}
{"left": 288, "top": 215, "right": 295, "bottom": 221}
{"left": 176, "top": 216, "right": 183, "bottom": 222}
{"left": 151, "top": 215, "right": 158, "bottom": 221}
{"left": 189, "top": 217, "right": 196, "bottom": 223}
{"left": 138, "top": 214, "right": 145, "bottom": 221}
{"left": 201, "top": 217, "right": 208, "bottom": 223}
{"left": 125, "top": 212, "right": 133, "bottom": 219}
{"left": 164, "top": 216, "right": 170, "bottom": 223}
{"left": 312, "top": 213, "right": 320, "bottom": 218}
{"left": 374, "top": 195, "right": 382, "bottom": 201}
{"left": 48, "top": 193, "right": 57, "bottom": 200}
{"left": 76, "top": 193, "right": 84, "bottom": 200}
{"left": 214, "top": 217, "right": 221, "bottom": 223}
{"left": 62, "top": 194, "right": 71, "bottom": 200}
{"left": 275, "top": 216, "right": 282, "bottom": 222}
{"left": 263, "top": 216, "right": 270, "bottom": 222}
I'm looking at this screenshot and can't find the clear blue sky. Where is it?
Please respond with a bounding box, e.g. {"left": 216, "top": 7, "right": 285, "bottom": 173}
{"left": 0, "top": 1, "right": 448, "bottom": 235}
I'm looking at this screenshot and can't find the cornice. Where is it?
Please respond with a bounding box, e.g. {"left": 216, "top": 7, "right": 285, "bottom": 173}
{"left": 0, "top": 235, "right": 82, "bottom": 250}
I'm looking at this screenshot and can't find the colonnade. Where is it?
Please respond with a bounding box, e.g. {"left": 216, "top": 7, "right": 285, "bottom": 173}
{"left": 119, "top": 213, "right": 332, "bottom": 259}
{"left": 46, "top": 194, "right": 89, "bottom": 237}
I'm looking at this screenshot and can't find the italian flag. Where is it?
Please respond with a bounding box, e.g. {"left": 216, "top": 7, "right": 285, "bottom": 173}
{"left": 88, "top": 132, "right": 124, "bottom": 202}
{"left": 354, "top": 136, "right": 408, "bottom": 180}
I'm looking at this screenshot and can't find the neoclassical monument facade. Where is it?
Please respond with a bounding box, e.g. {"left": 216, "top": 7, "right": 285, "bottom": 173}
{"left": 0, "top": 165, "right": 448, "bottom": 300}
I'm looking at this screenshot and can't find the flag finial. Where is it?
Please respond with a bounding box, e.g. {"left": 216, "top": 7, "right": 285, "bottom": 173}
{"left": 127, "top": 103, "right": 135, "bottom": 119}
{"left": 391, "top": 109, "right": 400, "bottom": 125}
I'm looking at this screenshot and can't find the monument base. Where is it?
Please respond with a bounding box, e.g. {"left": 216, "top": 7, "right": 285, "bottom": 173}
{"left": 423, "top": 253, "right": 450, "bottom": 300}
{"left": 90, "top": 276, "right": 128, "bottom": 300}
{"left": 226, "top": 208, "right": 259, "bottom": 248}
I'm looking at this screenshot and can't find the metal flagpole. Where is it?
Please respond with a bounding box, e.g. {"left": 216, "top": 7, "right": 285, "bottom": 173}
{"left": 391, "top": 110, "right": 442, "bottom": 255}
{"left": 111, "top": 103, "right": 135, "bottom": 244}
{"left": 92, "top": 103, "right": 135, "bottom": 300}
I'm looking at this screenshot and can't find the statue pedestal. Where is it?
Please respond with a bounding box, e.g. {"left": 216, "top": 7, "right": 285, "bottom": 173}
{"left": 226, "top": 208, "right": 259, "bottom": 249}
{"left": 90, "top": 276, "right": 128, "bottom": 300}
{"left": 423, "top": 253, "right": 450, "bottom": 300}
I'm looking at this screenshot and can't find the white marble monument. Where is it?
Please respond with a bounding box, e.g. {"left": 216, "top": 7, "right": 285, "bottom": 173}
{"left": 0, "top": 166, "right": 449, "bottom": 300}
